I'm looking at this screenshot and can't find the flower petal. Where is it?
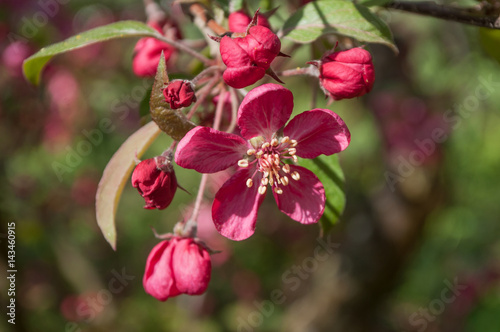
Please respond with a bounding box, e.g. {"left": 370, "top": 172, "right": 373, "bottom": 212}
{"left": 175, "top": 126, "right": 248, "bottom": 173}
{"left": 212, "top": 168, "right": 265, "bottom": 241}
{"left": 220, "top": 36, "right": 252, "bottom": 67}
{"left": 273, "top": 165, "right": 325, "bottom": 224}
{"left": 238, "top": 84, "right": 294, "bottom": 140}
{"left": 284, "top": 109, "right": 351, "bottom": 159}
{"left": 172, "top": 239, "right": 211, "bottom": 295}
{"left": 223, "top": 66, "right": 266, "bottom": 89}
{"left": 143, "top": 240, "right": 180, "bottom": 301}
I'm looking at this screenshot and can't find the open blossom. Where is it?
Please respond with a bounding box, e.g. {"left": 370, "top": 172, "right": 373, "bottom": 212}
{"left": 131, "top": 156, "right": 177, "bottom": 210}
{"left": 132, "top": 22, "right": 179, "bottom": 77}
{"left": 143, "top": 237, "right": 211, "bottom": 301}
{"left": 220, "top": 26, "right": 281, "bottom": 88}
{"left": 175, "top": 84, "right": 351, "bottom": 241}
{"left": 311, "top": 47, "right": 375, "bottom": 100}
{"left": 228, "top": 10, "right": 270, "bottom": 33}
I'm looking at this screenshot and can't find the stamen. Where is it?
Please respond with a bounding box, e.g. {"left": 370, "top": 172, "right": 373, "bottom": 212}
{"left": 292, "top": 155, "right": 298, "bottom": 163}
{"left": 271, "top": 138, "right": 279, "bottom": 146}
{"left": 290, "top": 139, "right": 298, "bottom": 147}
{"left": 288, "top": 148, "right": 297, "bottom": 155}
{"left": 263, "top": 171, "right": 269, "bottom": 178}
{"left": 246, "top": 179, "right": 253, "bottom": 188}
{"left": 261, "top": 142, "right": 270, "bottom": 149}
{"left": 269, "top": 177, "right": 274, "bottom": 186}
{"left": 274, "top": 187, "right": 283, "bottom": 195}
{"left": 283, "top": 164, "right": 291, "bottom": 173}
{"left": 258, "top": 185, "right": 267, "bottom": 195}
{"left": 281, "top": 176, "right": 289, "bottom": 186}
{"left": 291, "top": 171, "right": 300, "bottom": 181}
{"left": 238, "top": 159, "right": 249, "bottom": 167}
{"left": 256, "top": 151, "right": 264, "bottom": 158}
{"left": 261, "top": 177, "right": 269, "bottom": 186}
{"left": 281, "top": 136, "right": 290, "bottom": 144}
{"left": 247, "top": 149, "right": 256, "bottom": 156}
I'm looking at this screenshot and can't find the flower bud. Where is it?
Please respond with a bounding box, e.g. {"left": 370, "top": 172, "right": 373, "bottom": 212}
{"left": 131, "top": 157, "right": 177, "bottom": 210}
{"left": 228, "top": 10, "right": 270, "bottom": 33}
{"left": 315, "top": 47, "right": 375, "bottom": 100}
{"left": 143, "top": 237, "right": 211, "bottom": 301}
{"left": 163, "top": 80, "right": 196, "bottom": 109}
{"left": 220, "top": 26, "right": 281, "bottom": 88}
{"left": 132, "top": 22, "right": 179, "bottom": 77}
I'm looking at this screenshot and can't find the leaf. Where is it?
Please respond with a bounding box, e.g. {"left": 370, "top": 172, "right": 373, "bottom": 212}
{"left": 299, "top": 154, "right": 346, "bottom": 234}
{"left": 23, "top": 21, "right": 159, "bottom": 85}
{"left": 96, "top": 121, "right": 162, "bottom": 250}
{"left": 281, "top": 0, "right": 397, "bottom": 52}
{"left": 149, "top": 52, "right": 196, "bottom": 141}
{"left": 356, "top": 0, "right": 392, "bottom": 7}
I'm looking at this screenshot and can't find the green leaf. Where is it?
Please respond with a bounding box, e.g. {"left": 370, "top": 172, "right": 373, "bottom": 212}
{"left": 356, "top": 0, "right": 392, "bottom": 7}
{"left": 149, "top": 52, "right": 196, "bottom": 141}
{"left": 299, "top": 154, "right": 346, "bottom": 234}
{"left": 281, "top": 0, "right": 397, "bottom": 52}
{"left": 96, "top": 121, "right": 162, "bottom": 250}
{"left": 23, "top": 21, "right": 159, "bottom": 85}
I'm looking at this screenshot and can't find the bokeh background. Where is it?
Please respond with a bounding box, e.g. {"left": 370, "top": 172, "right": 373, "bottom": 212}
{"left": 2, "top": 0, "right": 500, "bottom": 331}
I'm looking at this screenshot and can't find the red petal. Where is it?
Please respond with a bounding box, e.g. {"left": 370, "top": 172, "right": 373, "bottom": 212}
{"left": 143, "top": 240, "right": 180, "bottom": 301}
{"left": 273, "top": 165, "right": 325, "bottom": 224}
{"left": 284, "top": 109, "right": 351, "bottom": 158}
{"left": 222, "top": 66, "right": 266, "bottom": 89}
{"left": 171, "top": 239, "right": 211, "bottom": 295}
{"left": 237, "top": 84, "right": 293, "bottom": 140}
{"left": 220, "top": 36, "right": 252, "bottom": 68}
{"left": 175, "top": 126, "right": 248, "bottom": 173}
{"left": 212, "top": 168, "right": 265, "bottom": 241}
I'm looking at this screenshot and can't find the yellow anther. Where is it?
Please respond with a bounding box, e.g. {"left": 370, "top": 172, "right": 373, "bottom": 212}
{"left": 262, "top": 142, "right": 270, "bottom": 149}
{"left": 256, "top": 151, "right": 264, "bottom": 158}
{"left": 283, "top": 164, "right": 291, "bottom": 173}
{"left": 246, "top": 179, "right": 253, "bottom": 188}
{"left": 271, "top": 138, "right": 279, "bottom": 146}
{"left": 247, "top": 149, "right": 256, "bottom": 156}
{"left": 269, "top": 177, "right": 274, "bottom": 186}
{"left": 281, "top": 176, "right": 289, "bottom": 186}
{"left": 291, "top": 171, "right": 300, "bottom": 181}
{"left": 238, "top": 159, "right": 249, "bottom": 167}
{"left": 261, "top": 177, "right": 269, "bottom": 186}
{"left": 263, "top": 171, "right": 269, "bottom": 178}
{"left": 292, "top": 155, "right": 298, "bottom": 163}
{"left": 258, "top": 186, "right": 267, "bottom": 195}
{"left": 288, "top": 148, "right": 297, "bottom": 155}
{"left": 274, "top": 187, "right": 283, "bottom": 195}
{"left": 281, "top": 136, "right": 290, "bottom": 144}
{"left": 290, "top": 139, "right": 298, "bottom": 147}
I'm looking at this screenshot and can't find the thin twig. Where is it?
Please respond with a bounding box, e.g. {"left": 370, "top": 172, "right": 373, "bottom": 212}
{"left": 385, "top": 1, "right": 500, "bottom": 29}
{"left": 155, "top": 35, "right": 213, "bottom": 66}
{"left": 189, "top": 173, "right": 208, "bottom": 222}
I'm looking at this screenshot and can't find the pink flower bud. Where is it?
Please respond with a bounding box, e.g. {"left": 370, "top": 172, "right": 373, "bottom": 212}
{"left": 2, "top": 41, "right": 31, "bottom": 77}
{"left": 220, "top": 26, "right": 281, "bottom": 88}
{"left": 163, "top": 80, "right": 196, "bottom": 109}
{"left": 317, "top": 47, "right": 375, "bottom": 100}
{"left": 132, "top": 22, "right": 179, "bottom": 77}
{"left": 143, "top": 237, "right": 211, "bottom": 301}
{"left": 131, "top": 157, "right": 177, "bottom": 210}
{"left": 228, "top": 10, "right": 271, "bottom": 33}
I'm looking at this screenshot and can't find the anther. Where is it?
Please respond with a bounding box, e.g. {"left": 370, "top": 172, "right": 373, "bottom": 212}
{"left": 262, "top": 142, "right": 270, "bottom": 149}
{"left": 283, "top": 164, "right": 291, "bottom": 173}
{"left": 288, "top": 148, "right": 296, "bottom": 155}
{"left": 238, "top": 159, "right": 249, "bottom": 167}
{"left": 247, "top": 149, "right": 256, "bottom": 156}
{"left": 291, "top": 171, "right": 300, "bottom": 181}
{"left": 281, "top": 176, "right": 289, "bottom": 186}
{"left": 246, "top": 179, "right": 253, "bottom": 187}
{"left": 292, "top": 155, "right": 298, "bottom": 163}
{"left": 261, "top": 177, "right": 269, "bottom": 186}
{"left": 258, "top": 186, "right": 267, "bottom": 195}
{"left": 274, "top": 187, "right": 283, "bottom": 195}
{"left": 256, "top": 151, "right": 264, "bottom": 158}
{"left": 269, "top": 177, "right": 274, "bottom": 186}
{"left": 290, "top": 139, "right": 298, "bottom": 147}
{"left": 281, "top": 136, "right": 290, "bottom": 144}
{"left": 271, "top": 138, "right": 279, "bottom": 146}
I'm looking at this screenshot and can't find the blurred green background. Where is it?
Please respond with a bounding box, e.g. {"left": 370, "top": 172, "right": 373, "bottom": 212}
{"left": 1, "top": 0, "right": 500, "bottom": 331}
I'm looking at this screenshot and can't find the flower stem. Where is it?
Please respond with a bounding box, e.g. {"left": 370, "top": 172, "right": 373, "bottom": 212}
{"left": 213, "top": 85, "right": 227, "bottom": 131}
{"left": 191, "top": 65, "right": 223, "bottom": 85}
{"left": 190, "top": 173, "right": 208, "bottom": 223}
{"left": 186, "top": 75, "right": 221, "bottom": 120}
{"left": 226, "top": 87, "right": 239, "bottom": 133}
{"left": 277, "top": 66, "right": 319, "bottom": 77}
{"left": 155, "top": 35, "right": 213, "bottom": 66}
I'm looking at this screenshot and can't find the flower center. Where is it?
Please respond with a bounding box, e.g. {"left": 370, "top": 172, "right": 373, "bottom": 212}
{"left": 237, "top": 136, "right": 300, "bottom": 195}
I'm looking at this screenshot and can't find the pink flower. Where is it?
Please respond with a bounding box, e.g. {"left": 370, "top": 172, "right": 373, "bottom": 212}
{"left": 132, "top": 22, "right": 178, "bottom": 77}
{"left": 143, "top": 237, "right": 211, "bottom": 301}
{"left": 131, "top": 157, "right": 178, "bottom": 210}
{"left": 228, "top": 10, "right": 271, "bottom": 33}
{"left": 163, "top": 80, "right": 196, "bottom": 109}
{"left": 175, "top": 84, "right": 351, "bottom": 240}
{"left": 311, "top": 47, "right": 375, "bottom": 100}
{"left": 220, "top": 26, "right": 281, "bottom": 88}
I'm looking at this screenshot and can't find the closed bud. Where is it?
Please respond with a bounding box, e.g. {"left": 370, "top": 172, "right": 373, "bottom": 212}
{"left": 220, "top": 26, "right": 281, "bottom": 88}
{"left": 131, "top": 157, "right": 177, "bottom": 210}
{"left": 163, "top": 80, "right": 196, "bottom": 109}
{"left": 143, "top": 237, "right": 211, "bottom": 301}
{"left": 315, "top": 47, "right": 375, "bottom": 100}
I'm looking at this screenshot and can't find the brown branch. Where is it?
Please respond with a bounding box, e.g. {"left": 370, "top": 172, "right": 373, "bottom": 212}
{"left": 385, "top": 1, "right": 500, "bottom": 29}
